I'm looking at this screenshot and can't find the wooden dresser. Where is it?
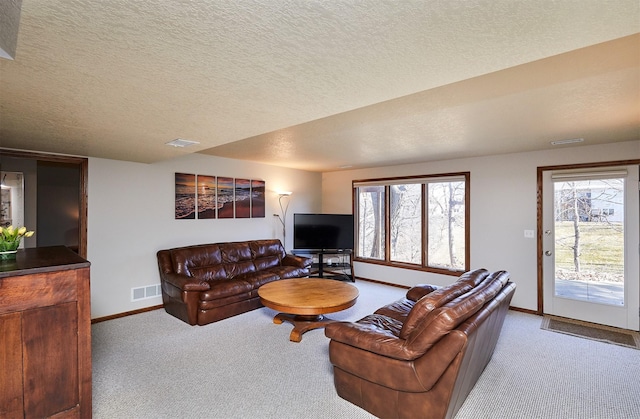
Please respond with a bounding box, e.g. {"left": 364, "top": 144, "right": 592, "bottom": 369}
{"left": 0, "top": 246, "right": 91, "bottom": 418}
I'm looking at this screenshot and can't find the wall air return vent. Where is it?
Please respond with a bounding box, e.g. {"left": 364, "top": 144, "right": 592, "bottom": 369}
{"left": 131, "top": 284, "right": 162, "bottom": 302}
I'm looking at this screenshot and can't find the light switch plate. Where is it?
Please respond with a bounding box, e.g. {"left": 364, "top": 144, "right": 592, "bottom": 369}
{"left": 524, "top": 230, "right": 535, "bottom": 239}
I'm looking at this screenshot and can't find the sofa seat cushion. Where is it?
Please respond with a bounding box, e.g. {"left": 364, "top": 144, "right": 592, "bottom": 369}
{"left": 199, "top": 280, "right": 253, "bottom": 301}
{"left": 235, "top": 271, "right": 280, "bottom": 288}
{"left": 374, "top": 298, "right": 416, "bottom": 323}
{"left": 191, "top": 265, "right": 227, "bottom": 282}
{"left": 356, "top": 314, "right": 403, "bottom": 337}
{"left": 253, "top": 255, "right": 281, "bottom": 271}
{"left": 264, "top": 266, "right": 309, "bottom": 279}
{"left": 325, "top": 314, "right": 419, "bottom": 360}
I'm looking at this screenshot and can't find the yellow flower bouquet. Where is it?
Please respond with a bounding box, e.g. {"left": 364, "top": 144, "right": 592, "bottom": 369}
{"left": 0, "top": 225, "right": 35, "bottom": 260}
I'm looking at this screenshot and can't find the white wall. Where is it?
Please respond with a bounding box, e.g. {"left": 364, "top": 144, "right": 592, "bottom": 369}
{"left": 88, "top": 153, "right": 321, "bottom": 318}
{"left": 321, "top": 140, "right": 640, "bottom": 312}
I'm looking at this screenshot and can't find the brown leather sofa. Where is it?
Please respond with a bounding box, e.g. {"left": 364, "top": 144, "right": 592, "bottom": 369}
{"left": 157, "top": 239, "right": 311, "bottom": 326}
{"left": 324, "top": 268, "right": 516, "bottom": 419}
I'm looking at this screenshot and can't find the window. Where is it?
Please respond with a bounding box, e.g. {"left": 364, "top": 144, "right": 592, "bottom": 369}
{"left": 390, "top": 183, "right": 422, "bottom": 264}
{"left": 354, "top": 173, "right": 469, "bottom": 274}
{"left": 357, "top": 185, "right": 385, "bottom": 260}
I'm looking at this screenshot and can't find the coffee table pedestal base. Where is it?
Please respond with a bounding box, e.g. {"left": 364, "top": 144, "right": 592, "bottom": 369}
{"left": 273, "top": 313, "right": 336, "bottom": 342}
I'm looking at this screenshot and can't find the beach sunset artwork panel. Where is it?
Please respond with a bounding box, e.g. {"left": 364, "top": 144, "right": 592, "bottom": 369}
{"left": 234, "top": 178, "right": 251, "bottom": 218}
{"left": 217, "top": 176, "right": 234, "bottom": 219}
{"left": 251, "top": 180, "right": 265, "bottom": 218}
{"left": 175, "top": 173, "right": 196, "bottom": 219}
{"left": 197, "top": 175, "right": 217, "bottom": 219}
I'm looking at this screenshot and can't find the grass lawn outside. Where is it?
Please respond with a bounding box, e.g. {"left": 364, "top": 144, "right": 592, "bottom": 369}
{"left": 554, "top": 221, "right": 624, "bottom": 283}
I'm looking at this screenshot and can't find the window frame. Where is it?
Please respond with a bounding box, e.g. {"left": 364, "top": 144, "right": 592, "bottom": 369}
{"left": 352, "top": 172, "right": 470, "bottom": 276}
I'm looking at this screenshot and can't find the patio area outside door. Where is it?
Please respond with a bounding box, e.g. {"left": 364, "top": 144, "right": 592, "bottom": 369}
{"left": 542, "top": 165, "right": 639, "bottom": 331}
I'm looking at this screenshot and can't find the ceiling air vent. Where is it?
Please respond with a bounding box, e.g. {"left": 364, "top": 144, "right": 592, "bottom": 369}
{"left": 550, "top": 138, "right": 584, "bottom": 146}
{"left": 165, "top": 138, "right": 200, "bottom": 148}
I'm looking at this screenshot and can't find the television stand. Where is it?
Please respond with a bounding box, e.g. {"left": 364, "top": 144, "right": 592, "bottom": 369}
{"left": 292, "top": 249, "right": 354, "bottom": 282}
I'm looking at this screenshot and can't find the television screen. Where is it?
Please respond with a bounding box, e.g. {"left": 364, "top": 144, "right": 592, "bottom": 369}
{"left": 293, "top": 213, "right": 354, "bottom": 251}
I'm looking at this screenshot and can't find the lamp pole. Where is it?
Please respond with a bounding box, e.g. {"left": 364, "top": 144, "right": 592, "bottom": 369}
{"left": 275, "top": 192, "right": 291, "bottom": 247}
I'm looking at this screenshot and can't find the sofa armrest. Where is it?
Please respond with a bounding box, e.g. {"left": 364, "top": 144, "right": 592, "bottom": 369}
{"left": 161, "top": 273, "right": 210, "bottom": 292}
{"left": 282, "top": 254, "right": 312, "bottom": 269}
{"left": 325, "top": 321, "right": 420, "bottom": 361}
{"left": 406, "top": 284, "right": 438, "bottom": 301}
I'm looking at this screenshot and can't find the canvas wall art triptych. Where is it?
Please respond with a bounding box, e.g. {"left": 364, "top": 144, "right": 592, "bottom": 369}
{"left": 175, "top": 173, "right": 265, "bottom": 220}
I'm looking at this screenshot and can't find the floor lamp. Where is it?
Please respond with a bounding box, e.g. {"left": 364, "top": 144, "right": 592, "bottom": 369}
{"left": 274, "top": 192, "right": 291, "bottom": 246}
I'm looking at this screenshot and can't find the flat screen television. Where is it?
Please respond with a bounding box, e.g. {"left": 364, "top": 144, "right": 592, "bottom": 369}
{"left": 293, "top": 213, "right": 354, "bottom": 251}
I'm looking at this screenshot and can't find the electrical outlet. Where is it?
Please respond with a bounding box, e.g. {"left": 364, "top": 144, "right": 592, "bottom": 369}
{"left": 524, "top": 230, "right": 535, "bottom": 239}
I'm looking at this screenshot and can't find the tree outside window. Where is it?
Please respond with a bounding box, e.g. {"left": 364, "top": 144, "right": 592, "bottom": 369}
{"left": 390, "top": 184, "right": 422, "bottom": 264}
{"left": 554, "top": 178, "right": 624, "bottom": 282}
{"left": 357, "top": 185, "right": 385, "bottom": 260}
{"left": 427, "top": 181, "right": 465, "bottom": 270}
{"left": 354, "top": 173, "right": 468, "bottom": 274}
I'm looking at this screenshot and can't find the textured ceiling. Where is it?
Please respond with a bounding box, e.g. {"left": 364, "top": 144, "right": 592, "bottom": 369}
{"left": 0, "top": 1, "right": 639, "bottom": 171}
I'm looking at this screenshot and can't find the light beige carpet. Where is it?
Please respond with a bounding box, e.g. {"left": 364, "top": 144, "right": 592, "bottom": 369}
{"left": 541, "top": 315, "right": 640, "bottom": 350}
{"left": 91, "top": 282, "right": 640, "bottom": 418}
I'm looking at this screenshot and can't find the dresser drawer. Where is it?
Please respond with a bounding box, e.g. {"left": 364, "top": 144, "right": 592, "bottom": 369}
{"left": 0, "top": 269, "right": 80, "bottom": 315}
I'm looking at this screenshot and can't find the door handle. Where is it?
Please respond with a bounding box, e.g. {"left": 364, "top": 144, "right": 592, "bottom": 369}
{"left": 545, "top": 251, "right": 552, "bottom": 256}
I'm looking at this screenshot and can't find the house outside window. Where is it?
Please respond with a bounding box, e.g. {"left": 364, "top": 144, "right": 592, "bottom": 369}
{"left": 353, "top": 173, "right": 469, "bottom": 275}
{"left": 554, "top": 180, "right": 623, "bottom": 223}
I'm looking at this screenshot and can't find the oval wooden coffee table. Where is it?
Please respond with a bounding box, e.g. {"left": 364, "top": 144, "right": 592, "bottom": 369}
{"left": 258, "top": 278, "right": 359, "bottom": 342}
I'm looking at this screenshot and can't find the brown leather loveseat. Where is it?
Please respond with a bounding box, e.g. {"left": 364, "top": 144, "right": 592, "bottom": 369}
{"left": 157, "top": 239, "right": 311, "bottom": 326}
{"left": 325, "top": 268, "right": 515, "bottom": 419}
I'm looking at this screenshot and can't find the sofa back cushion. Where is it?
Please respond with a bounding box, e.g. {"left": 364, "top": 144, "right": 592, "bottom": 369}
{"left": 404, "top": 270, "right": 510, "bottom": 352}
{"left": 170, "top": 244, "right": 228, "bottom": 281}
{"left": 165, "top": 239, "right": 287, "bottom": 281}
{"left": 220, "top": 242, "right": 256, "bottom": 278}
{"left": 399, "top": 269, "right": 489, "bottom": 339}
{"left": 250, "top": 240, "right": 285, "bottom": 270}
